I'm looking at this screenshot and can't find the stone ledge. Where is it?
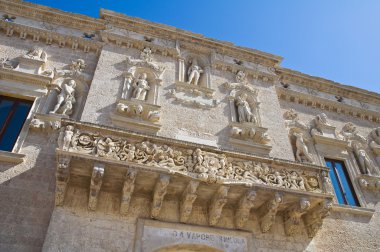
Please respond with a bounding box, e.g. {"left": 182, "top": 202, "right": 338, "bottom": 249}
{"left": 0, "top": 150, "right": 25, "bottom": 163}
{"left": 332, "top": 204, "right": 375, "bottom": 217}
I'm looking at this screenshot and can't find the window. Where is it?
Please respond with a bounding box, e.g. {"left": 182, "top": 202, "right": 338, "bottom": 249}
{"left": 325, "top": 159, "right": 359, "bottom": 206}
{"left": 0, "top": 95, "right": 33, "bottom": 152}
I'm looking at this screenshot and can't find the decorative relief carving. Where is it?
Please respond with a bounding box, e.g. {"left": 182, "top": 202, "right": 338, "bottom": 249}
{"left": 303, "top": 199, "right": 332, "bottom": 238}
{"left": 352, "top": 142, "right": 377, "bottom": 176}
{"left": 58, "top": 128, "right": 323, "bottom": 192}
{"left": 125, "top": 47, "right": 165, "bottom": 75}
{"left": 88, "top": 163, "right": 105, "bottom": 211}
{"left": 180, "top": 181, "right": 199, "bottom": 223}
{"left": 369, "top": 127, "right": 380, "bottom": 159}
{"left": 235, "top": 190, "right": 256, "bottom": 229}
{"left": 258, "top": 193, "right": 282, "bottom": 233}
{"left": 209, "top": 186, "right": 229, "bottom": 226}
{"left": 358, "top": 175, "right": 380, "bottom": 191}
{"left": 151, "top": 174, "right": 170, "bottom": 218}
{"left": 120, "top": 169, "right": 137, "bottom": 215}
{"left": 50, "top": 80, "right": 77, "bottom": 116}
{"left": 283, "top": 198, "right": 311, "bottom": 236}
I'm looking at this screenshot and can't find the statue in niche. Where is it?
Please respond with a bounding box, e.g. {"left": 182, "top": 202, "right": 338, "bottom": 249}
{"left": 23, "top": 47, "right": 47, "bottom": 61}
{"left": 353, "top": 143, "right": 377, "bottom": 175}
{"left": 187, "top": 58, "right": 203, "bottom": 85}
{"left": 132, "top": 73, "right": 150, "bottom": 100}
{"left": 294, "top": 132, "right": 314, "bottom": 163}
{"left": 235, "top": 93, "right": 257, "bottom": 123}
{"left": 51, "top": 79, "right": 76, "bottom": 116}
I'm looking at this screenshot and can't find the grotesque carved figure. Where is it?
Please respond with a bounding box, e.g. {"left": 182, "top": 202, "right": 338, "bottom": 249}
{"left": 132, "top": 73, "right": 150, "bottom": 100}
{"left": 187, "top": 58, "right": 203, "bottom": 85}
{"left": 51, "top": 79, "right": 76, "bottom": 116}
{"left": 294, "top": 132, "right": 314, "bottom": 163}
{"left": 340, "top": 122, "right": 366, "bottom": 142}
{"left": 236, "top": 70, "right": 247, "bottom": 83}
{"left": 23, "top": 47, "right": 47, "bottom": 61}
{"left": 310, "top": 113, "right": 330, "bottom": 136}
{"left": 235, "top": 93, "right": 257, "bottom": 124}
{"left": 353, "top": 143, "right": 377, "bottom": 175}
{"left": 369, "top": 127, "right": 380, "bottom": 151}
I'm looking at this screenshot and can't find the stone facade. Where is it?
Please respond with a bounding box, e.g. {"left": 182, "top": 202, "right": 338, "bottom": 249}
{"left": 0, "top": 1, "right": 379, "bottom": 251}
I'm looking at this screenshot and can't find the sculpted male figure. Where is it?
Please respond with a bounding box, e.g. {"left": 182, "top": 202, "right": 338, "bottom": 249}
{"left": 51, "top": 79, "right": 76, "bottom": 116}
{"left": 187, "top": 58, "right": 203, "bottom": 85}
{"left": 294, "top": 132, "right": 314, "bottom": 163}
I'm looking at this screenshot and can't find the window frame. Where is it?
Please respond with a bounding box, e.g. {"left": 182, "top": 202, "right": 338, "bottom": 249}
{"left": 325, "top": 158, "right": 360, "bottom": 207}
{"left": 0, "top": 95, "right": 34, "bottom": 151}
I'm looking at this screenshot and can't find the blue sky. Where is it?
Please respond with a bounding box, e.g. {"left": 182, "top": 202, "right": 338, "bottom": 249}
{"left": 26, "top": 0, "right": 380, "bottom": 93}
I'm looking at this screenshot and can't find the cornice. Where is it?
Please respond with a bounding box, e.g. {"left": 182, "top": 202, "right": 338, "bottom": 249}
{"left": 277, "top": 86, "right": 380, "bottom": 123}
{"left": 277, "top": 68, "right": 380, "bottom": 106}
{"left": 0, "top": 20, "right": 103, "bottom": 54}
{"left": 100, "top": 9, "right": 283, "bottom": 67}
{"left": 0, "top": 0, "right": 106, "bottom": 31}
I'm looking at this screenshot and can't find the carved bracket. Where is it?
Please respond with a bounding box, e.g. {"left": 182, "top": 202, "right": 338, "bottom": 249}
{"left": 258, "top": 192, "right": 283, "bottom": 233}
{"left": 55, "top": 156, "right": 71, "bottom": 206}
{"left": 209, "top": 186, "right": 229, "bottom": 226}
{"left": 120, "top": 169, "right": 137, "bottom": 215}
{"left": 151, "top": 174, "right": 170, "bottom": 219}
{"left": 235, "top": 190, "right": 257, "bottom": 229}
{"left": 283, "top": 198, "right": 311, "bottom": 236}
{"left": 88, "top": 163, "right": 105, "bottom": 211}
{"left": 303, "top": 199, "right": 332, "bottom": 238}
{"left": 179, "top": 181, "right": 199, "bottom": 223}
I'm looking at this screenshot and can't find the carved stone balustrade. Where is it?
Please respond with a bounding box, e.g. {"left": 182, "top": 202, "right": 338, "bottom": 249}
{"left": 54, "top": 120, "right": 333, "bottom": 237}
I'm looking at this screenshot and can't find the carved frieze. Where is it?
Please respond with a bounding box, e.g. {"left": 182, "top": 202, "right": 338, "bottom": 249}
{"left": 57, "top": 125, "right": 324, "bottom": 193}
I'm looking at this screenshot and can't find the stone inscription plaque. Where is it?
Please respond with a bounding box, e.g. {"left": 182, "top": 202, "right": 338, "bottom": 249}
{"left": 134, "top": 219, "right": 252, "bottom": 252}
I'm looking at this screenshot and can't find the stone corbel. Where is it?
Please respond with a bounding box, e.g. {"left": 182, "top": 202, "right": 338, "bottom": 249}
{"left": 111, "top": 99, "right": 162, "bottom": 134}
{"left": 30, "top": 113, "right": 62, "bottom": 131}
{"left": 88, "top": 163, "right": 105, "bottom": 211}
{"left": 358, "top": 174, "right": 380, "bottom": 191}
{"left": 151, "top": 175, "right": 170, "bottom": 219}
{"left": 283, "top": 198, "right": 311, "bottom": 236}
{"left": 303, "top": 199, "right": 332, "bottom": 238}
{"left": 209, "top": 186, "right": 229, "bottom": 226}
{"left": 55, "top": 155, "right": 72, "bottom": 206}
{"left": 120, "top": 169, "right": 137, "bottom": 215}
{"left": 235, "top": 190, "right": 257, "bottom": 229}
{"left": 179, "top": 181, "right": 199, "bottom": 223}
{"left": 258, "top": 192, "right": 283, "bottom": 233}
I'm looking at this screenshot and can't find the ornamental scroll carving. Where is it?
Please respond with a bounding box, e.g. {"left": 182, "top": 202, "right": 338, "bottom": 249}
{"left": 58, "top": 127, "right": 323, "bottom": 193}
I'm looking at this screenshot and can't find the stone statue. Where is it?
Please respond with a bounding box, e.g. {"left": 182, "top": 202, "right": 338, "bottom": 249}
{"left": 369, "top": 127, "right": 380, "bottom": 150}
{"left": 187, "top": 58, "right": 203, "bottom": 85}
{"left": 310, "top": 113, "right": 330, "bottom": 136}
{"left": 62, "top": 125, "right": 74, "bottom": 151}
{"left": 294, "top": 132, "right": 314, "bottom": 163}
{"left": 54, "top": 59, "right": 86, "bottom": 78}
{"left": 353, "top": 143, "right": 376, "bottom": 175}
{"left": 132, "top": 73, "right": 150, "bottom": 100}
{"left": 235, "top": 93, "right": 257, "bottom": 123}
{"left": 321, "top": 171, "right": 334, "bottom": 195}
{"left": 23, "top": 47, "right": 47, "bottom": 61}
{"left": 51, "top": 79, "right": 76, "bottom": 116}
